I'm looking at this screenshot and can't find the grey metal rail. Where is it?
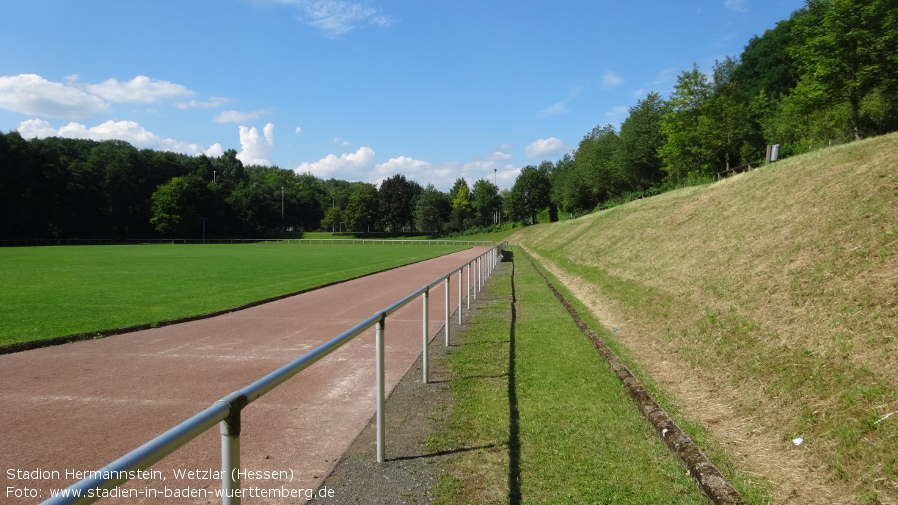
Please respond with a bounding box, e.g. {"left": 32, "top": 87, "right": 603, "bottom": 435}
{"left": 40, "top": 242, "right": 506, "bottom": 505}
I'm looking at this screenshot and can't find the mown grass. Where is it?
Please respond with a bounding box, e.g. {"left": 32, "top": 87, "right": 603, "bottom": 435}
{"left": 0, "top": 243, "right": 465, "bottom": 346}
{"left": 430, "top": 249, "right": 710, "bottom": 504}
{"left": 512, "top": 132, "right": 898, "bottom": 504}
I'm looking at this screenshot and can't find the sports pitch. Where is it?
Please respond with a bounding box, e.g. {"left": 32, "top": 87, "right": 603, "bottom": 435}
{"left": 0, "top": 242, "right": 467, "bottom": 347}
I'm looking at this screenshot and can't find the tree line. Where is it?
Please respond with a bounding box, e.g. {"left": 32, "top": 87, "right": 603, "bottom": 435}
{"left": 515, "top": 0, "right": 898, "bottom": 220}
{"left": 2, "top": 0, "right": 896, "bottom": 240}
{"left": 0, "top": 133, "right": 505, "bottom": 239}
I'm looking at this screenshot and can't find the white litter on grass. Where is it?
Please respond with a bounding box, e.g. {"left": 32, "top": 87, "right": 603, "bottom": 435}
{"left": 792, "top": 437, "right": 804, "bottom": 446}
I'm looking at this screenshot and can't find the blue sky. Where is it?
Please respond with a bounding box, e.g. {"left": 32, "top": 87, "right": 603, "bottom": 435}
{"left": 0, "top": 0, "right": 805, "bottom": 191}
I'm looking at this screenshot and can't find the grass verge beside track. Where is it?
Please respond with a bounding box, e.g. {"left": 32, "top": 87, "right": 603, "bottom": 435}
{"left": 0, "top": 242, "right": 465, "bottom": 347}
{"left": 429, "top": 248, "right": 711, "bottom": 504}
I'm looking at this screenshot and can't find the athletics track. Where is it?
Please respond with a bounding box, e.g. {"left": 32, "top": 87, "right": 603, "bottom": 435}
{"left": 0, "top": 247, "right": 490, "bottom": 504}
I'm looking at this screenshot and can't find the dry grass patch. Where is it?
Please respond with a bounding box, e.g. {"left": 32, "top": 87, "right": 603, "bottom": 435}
{"left": 513, "top": 132, "right": 898, "bottom": 504}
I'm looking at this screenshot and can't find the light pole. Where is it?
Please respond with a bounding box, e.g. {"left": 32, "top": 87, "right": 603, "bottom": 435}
{"left": 281, "top": 187, "right": 285, "bottom": 232}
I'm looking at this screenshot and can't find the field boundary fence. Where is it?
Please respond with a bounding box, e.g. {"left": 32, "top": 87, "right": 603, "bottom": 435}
{"left": 41, "top": 241, "right": 507, "bottom": 505}
{"left": 0, "top": 238, "right": 493, "bottom": 247}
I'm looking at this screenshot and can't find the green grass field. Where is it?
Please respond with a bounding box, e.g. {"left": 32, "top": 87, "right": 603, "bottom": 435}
{"left": 430, "top": 250, "right": 722, "bottom": 504}
{"left": 0, "top": 242, "right": 466, "bottom": 347}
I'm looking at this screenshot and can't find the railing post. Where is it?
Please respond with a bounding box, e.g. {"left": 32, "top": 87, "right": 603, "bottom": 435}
{"left": 219, "top": 393, "right": 247, "bottom": 505}
{"left": 477, "top": 256, "right": 483, "bottom": 293}
{"left": 375, "top": 314, "right": 386, "bottom": 463}
{"left": 422, "top": 288, "right": 429, "bottom": 384}
{"left": 466, "top": 262, "right": 471, "bottom": 309}
{"left": 444, "top": 277, "right": 450, "bottom": 346}
{"left": 457, "top": 268, "right": 462, "bottom": 325}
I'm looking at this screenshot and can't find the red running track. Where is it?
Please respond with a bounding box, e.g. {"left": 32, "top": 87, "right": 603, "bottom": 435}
{"left": 0, "top": 247, "right": 491, "bottom": 504}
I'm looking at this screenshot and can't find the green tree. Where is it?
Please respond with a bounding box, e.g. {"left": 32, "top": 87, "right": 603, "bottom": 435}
{"left": 150, "top": 175, "right": 212, "bottom": 237}
{"left": 0, "top": 131, "right": 33, "bottom": 238}
{"left": 227, "top": 180, "right": 280, "bottom": 235}
{"left": 470, "top": 178, "right": 501, "bottom": 227}
{"left": 549, "top": 153, "right": 591, "bottom": 217}
{"left": 615, "top": 92, "right": 668, "bottom": 191}
{"left": 213, "top": 149, "right": 246, "bottom": 191}
{"left": 413, "top": 184, "right": 450, "bottom": 235}
{"left": 378, "top": 174, "right": 415, "bottom": 232}
{"left": 659, "top": 64, "right": 715, "bottom": 182}
{"left": 705, "top": 57, "right": 760, "bottom": 168}
{"left": 86, "top": 140, "right": 146, "bottom": 237}
{"left": 574, "top": 125, "right": 623, "bottom": 204}
{"left": 732, "top": 15, "right": 801, "bottom": 102}
{"left": 508, "top": 164, "right": 551, "bottom": 224}
{"left": 449, "top": 178, "right": 472, "bottom": 232}
{"left": 791, "top": 0, "right": 898, "bottom": 139}
{"left": 344, "top": 183, "right": 380, "bottom": 233}
{"left": 321, "top": 206, "right": 343, "bottom": 233}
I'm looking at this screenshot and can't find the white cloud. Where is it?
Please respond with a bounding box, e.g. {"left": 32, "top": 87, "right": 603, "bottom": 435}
{"left": 269, "top": 0, "right": 395, "bottom": 37}
{"left": 525, "top": 137, "right": 565, "bottom": 159}
{"left": 214, "top": 109, "right": 271, "bottom": 123}
{"left": 539, "top": 101, "right": 569, "bottom": 117}
{"left": 652, "top": 68, "right": 679, "bottom": 87}
{"left": 602, "top": 71, "right": 624, "bottom": 89}
{"left": 605, "top": 105, "right": 628, "bottom": 118}
{"left": 86, "top": 75, "right": 193, "bottom": 103}
{"left": 375, "top": 155, "right": 431, "bottom": 177}
{"left": 0, "top": 74, "right": 108, "bottom": 118}
{"left": 175, "top": 96, "right": 229, "bottom": 109}
{"left": 17, "top": 118, "right": 59, "bottom": 138}
{"left": 205, "top": 143, "right": 224, "bottom": 157}
{"left": 295, "top": 126, "right": 303, "bottom": 134}
{"left": 236, "top": 123, "right": 275, "bottom": 166}
{"left": 294, "top": 146, "right": 376, "bottom": 178}
{"left": 17, "top": 118, "right": 214, "bottom": 156}
{"left": 725, "top": 0, "right": 746, "bottom": 12}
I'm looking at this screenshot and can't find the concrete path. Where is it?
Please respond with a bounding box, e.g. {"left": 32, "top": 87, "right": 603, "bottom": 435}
{"left": 1, "top": 247, "right": 490, "bottom": 504}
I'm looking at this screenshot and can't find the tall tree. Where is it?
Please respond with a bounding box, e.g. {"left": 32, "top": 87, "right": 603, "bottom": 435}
{"left": 149, "top": 175, "right": 213, "bottom": 237}
{"left": 508, "top": 164, "right": 551, "bottom": 224}
{"left": 791, "top": 0, "right": 898, "bottom": 139}
{"left": 549, "top": 153, "right": 592, "bottom": 216}
{"left": 449, "top": 178, "right": 472, "bottom": 232}
{"left": 705, "top": 57, "right": 758, "bottom": 168}
{"left": 732, "top": 15, "right": 801, "bottom": 102}
{"left": 344, "top": 183, "right": 380, "bottom": 233}
{"left": 414, "top": 184, "right": 450, "bottom": 235}
{"left": 470, "top": 178, "right": 501, "bottom": 227}
{"left": 659, "top": 64, "right": 715, "bottom": 182}
{"left": 378, "top": 174, "right": 415, "bottom": 232}
{"left": 615, "top": 92, "right": 668, "bottom": 191}
{"left": 574, "top": 125, "right": 624, "bottom": 203}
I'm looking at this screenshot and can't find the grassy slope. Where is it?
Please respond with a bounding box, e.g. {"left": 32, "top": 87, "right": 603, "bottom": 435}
{"left": 512, "top": 132, "right": 898, "bottom": 504}
{"left": 0, "top": 243, "right": 464, "bottom": 346}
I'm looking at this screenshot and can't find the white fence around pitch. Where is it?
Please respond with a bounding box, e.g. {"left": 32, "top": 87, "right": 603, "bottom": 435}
{"left": 41, "top": 242, "right": 507, "bottom": 505}
{"left": 0, "top": 238, "right": 493, "bottom": 247}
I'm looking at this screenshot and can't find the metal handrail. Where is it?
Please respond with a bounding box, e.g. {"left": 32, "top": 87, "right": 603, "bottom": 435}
{"left": 41, "top": 242, "right": 506, "bottom": 505}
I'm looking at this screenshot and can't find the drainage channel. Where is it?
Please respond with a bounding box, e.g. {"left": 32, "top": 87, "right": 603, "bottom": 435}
{"left": 523, "top": 252, "right": 744, "bottom": 505}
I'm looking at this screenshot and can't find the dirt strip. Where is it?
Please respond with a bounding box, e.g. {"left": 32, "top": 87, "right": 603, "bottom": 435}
{"left": 523, "top": 252, "right": 744, "bottom": 505}
{"left": 0, "top": 247, "right": 489, "bottom": 505}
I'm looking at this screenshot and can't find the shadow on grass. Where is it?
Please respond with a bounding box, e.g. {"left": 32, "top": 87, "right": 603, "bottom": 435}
{"left": 508, "top": 257, "right": 521, "bottom": 505}
{"left": 387, "top": 443, "right": 497, "bottom": 462}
